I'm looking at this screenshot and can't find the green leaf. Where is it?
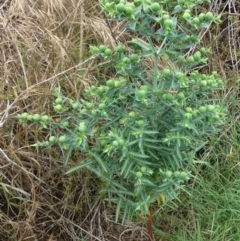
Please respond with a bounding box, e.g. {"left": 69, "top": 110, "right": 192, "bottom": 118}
{"left": 128, "top": 20, "right": 137, "bottom": 31}
{"left": 115, "top": 197, "right": 123, "bottom": 222}
{"left": 64, "top": 145, "right": 73, "bottom": 166}
{"left": 65, "top": 160, "right": 93, "bottom": 174}
{"left": 120, "top": 158, "right": 130, "bottom": 176}
{"left": 89, "top": 151, "right": 108, "bottom": 173}
{"left": 131, "top": 38, "right": 153, "bottom": 52}
{"left": 130, "top": 152, "right": 150, "bottom": 159}
{"left": 147, "top": 149, "right": 161, "bottom": 160}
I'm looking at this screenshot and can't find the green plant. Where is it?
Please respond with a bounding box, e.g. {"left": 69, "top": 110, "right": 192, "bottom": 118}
{"left": 18, "top": 0, "right": 225, "bottom": 238}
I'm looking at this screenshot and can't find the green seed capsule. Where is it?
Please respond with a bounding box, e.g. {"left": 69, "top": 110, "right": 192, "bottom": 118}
{"left": 59, "top": 135, "right": 67, "bottom": 143}
{"left": 116, "top": 3, "right": 125, "bottom": 13}
{"left": 136, "top": 120, "right": 145, "bottom": 127}
{"left": 104, "top": 48, "right": 112, "bottom": 56}
{"left": 165, "top": 171, "right": 172, "bottom": 178}
{"left": 33, "top": 114, "right": 41, "bottom": 121}
{"left": 199, "top": 106, "right": 207, "bottom": 113}
{"left": 200, "top": 80, "right": 207, "bottom": 87}
{"left": 151, "top": 2, "right": 160, "bottom": 12}
{"left": 49, "top": 136, "right": 56, "bottom": 143}
{"left": 21, "top": 112, "right": 29, "bottom": 120}
{"left": 192, "top": 17, "right": 200, "bottom": 25}
{"left": 128, "top": 111, "right": 136, "bottom": 118}
{"left": 164, "top": 19, "right": 174, "bottom": 29}
{"left": 27, "top": 115, "right": 33, "bottom": 121}
{"left": 41, "top": 115, "right": 49, "bottom": 122}
{"left": 136, "top": 171, "right": 143, "bottom": 178}
{"left": 138, "top": 89, "right": 147, "bottom": 98}
{"left": 125, "top": 6, "right": 133, "bottom": 16}
{"left": 187, "top": 56, "right": 195, "bottom": 63}
{"left": 55, "top": 97, "right": 63, "bottom": 104}
{"left": 54, "top": 104, "right": 63, "bottom": 112}
{"left": 179, "top": 172, "right": 188, "bottom": 180}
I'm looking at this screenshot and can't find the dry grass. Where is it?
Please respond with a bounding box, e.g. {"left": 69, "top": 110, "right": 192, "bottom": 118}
{"left": 0, "top": 0, "right": 143, "bottom": 240}
{"left": 0, "top": 0, "right": 239, "bottom": 240}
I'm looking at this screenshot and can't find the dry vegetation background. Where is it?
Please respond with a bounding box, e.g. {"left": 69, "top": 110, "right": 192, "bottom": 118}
{"left": 0, "top": 0, "right": 239, "bottom": 240}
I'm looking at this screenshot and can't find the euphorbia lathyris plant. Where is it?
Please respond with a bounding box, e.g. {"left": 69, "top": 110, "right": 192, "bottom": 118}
{"left": 18, "top": 0, "right": 225, "bottom": 238}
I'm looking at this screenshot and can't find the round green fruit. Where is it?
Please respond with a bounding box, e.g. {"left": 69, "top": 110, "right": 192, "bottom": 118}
{"left": 78, "top": 123, "right": 87, "bottom": 132}
{"left": 21, "top": 112, "right": 29, "bottom": 120}
{"left": 185, "top": 113, "right": 192, "bottom": 119}
{"left": 144, "top": 0, "right": 151, "bottom": 4}
{"left": 116, "top": 3, "right": 125, "bottom": 13}
{"left": 140, "top": 85, "right": 148, "bottom": 90}
{"left": 192, "top": 17, "right": 200, "bottom": 25}
{"left": 99, "top": 45, "right": 106, "bottom": 52}
{"left": 205, "top": 12, "right": 214, "bottom": 21}
{"left": 54, "top": 104, "right": 63, "bottom": 112}
{"left": 99, "top": 103, "right": 106, "bottom": 110}
{"left": 128, "top": 111, "right": 136, "bottom": 118}
{"left": 104, "top": 48, "right": 112, "bottom": 56}
{"left": 59, "top": 135, "right": 67, "bottom": 143}
{"left": 27, "top": 115, "right": 33, "bottom": 121}
{"left": 199, "top": 106, "right": 207, "bottom": 113}
{"left": 71, "top": 102, "right": 79, "bottom": 110}
{"left": 115, "top": 45, "right": 125, "bottom": 53}
{"left": 163, "top": 68, "right": 171, "bottom": 76}
{"left": 166, "top": 93, "right": 173, "bottom": 101}
{"left": 113, "top": 140, "right": 119, "bottom": 146}
{"left": 136, "top": 171, "right": 143, "bottom": 178}
{"left": 106, "top": 79, "right": 115, "bottom": 87}
{"left": 49, "top": 136, "right": 56, "bottom": 143}
{"left": 182, "top": 11, "right": 191, "bottom": 20}
{"left": 179, "top": 172, "right": 188, "bottom": 180}
{"left": 41, "top": 115, "right": 49, "bottom": 122}
{"left": 192, "top": 110, "right": 198, "bottom": 118}
{"left": 140, "top": 166, "right": 147, "bottom": 173}
{"left": 193, "top": 51, "right": 202, "bottom": 61}
{"left": 81, "top": 108, "right": 88, "bottom": 115}
{"left": 118, "top": 139, "right": 125, "bottom": 146}
{"left": 91, "top": 110, "right": 98, "bottom": 116}
{"left": 33, "top": 114, "right": 41, "bottom": 121}
{"left": 178, "top": 55, "right": 185, "bottom": 63}
{"left": 151, "top": 2, "right": 160, "bottom": 12}
{"left": 164, "top": 19, "right": 174, "bottom": 29}
{"left": 177, "top": 92, "right": 185, "bottom": 100}
{"left": 120, "top": 77, "right": 127, "bottom": 85}
{"left": 86, "top": 103, "right": 93, "bottom": 109}
{"left": 97, "top": 86, "right": 105, "bottom": 94}
{"left": 122, "top": 57, "right": 130, "bottom": 64}
{"left": 138, "top": 89, "right": 147, "bottom": 98}
{"left": 207, "top": 105, "right": 215, "bottom": 112}
{"left": 174, "top": 171, "right": 180, "bottom": 177}
{"left": 186, "top": 107, "right": 193, "bottom": 113}
{"left": 200, "top": 47, "right": 207, "bottom": 55}
{"left": 114, "top": 80, "right": 121, "bottom": 88}
{"left": 187, "top": 56, "right": 195, "bottom": 63}
{"left": 198, "top": 13, "right": 206, "bottom": 22}
{"left": 129, "top": 54, "right": 139, "bottom": 62}
{"left": 55, "top": 97, "right": 63, "bottom": 104}
{"left": 62, "top": 121, "right": 69, "bottom": 128}
{"left": 136, "top": 120, "right": 145, "bottom": 127}
{"left": 165, "top": 171, "right": 172, "bottom": 178}
{"left": 175, "top": 71, "right": 184, "bottom": 80}
{"left": 200, "top": 80, "right": 207, "bottom": 87}
{"left": 125, "top": 6, "right": 133, "bottom": 16}
{"left": 134, "top": 0, "right": 142, "bottom": 7}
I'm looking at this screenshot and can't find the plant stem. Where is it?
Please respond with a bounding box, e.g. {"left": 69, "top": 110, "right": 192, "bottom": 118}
{"left": 148, "top": 206, "right": 153, "bottom": 241}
